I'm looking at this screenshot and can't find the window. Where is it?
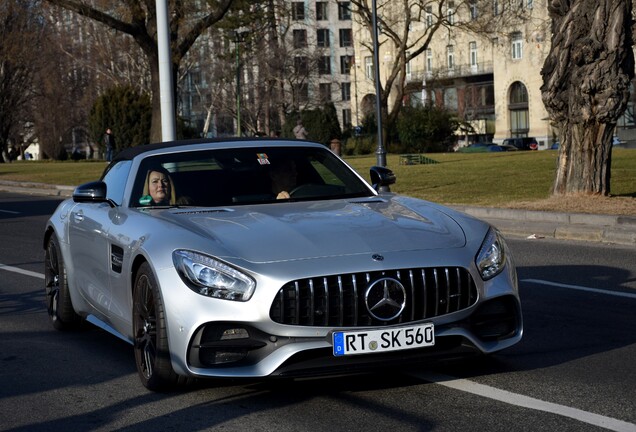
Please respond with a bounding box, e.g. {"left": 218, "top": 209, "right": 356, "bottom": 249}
{"left": 509, "top": 81, "right": 528, "bottom": 105}
{"left": 295, "top": 82, "right": 309, "bottom": 102}
{"left": 426, "top": 48, "right": 433, "bottom": 73}
{"left": 293, "top": 29, "right": 307, "bottom": 48}
{"left": 316, "top": 2, "right": 328, "bottom": 20}
{"left": 447, "top": 1, "right": 455, "bottom": 25}
{"left": 511, "top": 32, "right": 523, "bottom": 59}
{"left": 527, "top": 0, "right": 533, "bottom": 8}
{"left": 338, "top": 2, "right": 351, "bottom": 20}
{"left": 493, "top": 0, "right": 499, "bottom": 16}
{"left": 292, "top": 2, "right": 305, "bottom": 20}
{"left": 447, "top": 45, "right": 454, "bottom": 70}
{"left": 341, "top": 82, "right": 351, "bottom": 101}
{"left": 469, "top": 41, "right": 477, "bottom": 68}
{"left": 444, "top": 87, "right": 458, "bottom": 110}
{"left": 294, "top": 56, "right": 309, "bottom": 75}
{"left": 189, "top": 71, "right": 201, "bottom": 86}
{"left": 509, "top": 81, "right": 529, "bottom": 135}
{"left": 318, "top": 56, "right": 331, "bottom": 75}
{"left": 319, "top": 83, "right": 332, "bottom": 102}
{"left": 365, "top": 56, "right": 374, "bottom": 79}
{"left": 405, "top": 51, "right": 412, "bottom": 78}
{"left": 317, "top": 29, "right": 330, "bottom": 47}
{"left": 339, "top": 28, "right": 353, "bottom": 47}
{"left": 342, "top": 109, "right": 352, "bottom": 127}
{"left": 470, "top": 0, "right": 478, "bottom": 20}
{"left": 102, "top": 161, "right": 132, "bottom": 206}
{"left": 425, "top": 6, "right": 433, "bottom": 27}
{"left": 340, "top": 55, "right": 353, "bottom": 74}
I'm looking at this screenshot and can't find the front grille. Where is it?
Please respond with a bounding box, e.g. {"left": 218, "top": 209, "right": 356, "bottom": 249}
{"left": 269, "top": 267, "right": 478, "bottom": 327}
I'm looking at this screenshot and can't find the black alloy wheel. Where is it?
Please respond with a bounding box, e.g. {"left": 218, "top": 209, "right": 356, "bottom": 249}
{"left": 133, "top": 262, "right": 183, "bottom": 391}
{"left": 44, "top": 237, "right": 80, "bottom": 330}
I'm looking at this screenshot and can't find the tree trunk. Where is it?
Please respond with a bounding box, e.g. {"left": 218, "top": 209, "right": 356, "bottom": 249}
{"left": 554, "top": 121, "right": 613, "bottom": 195}
{"left": 541, "top": 0, "right": 634, "bottom": 196}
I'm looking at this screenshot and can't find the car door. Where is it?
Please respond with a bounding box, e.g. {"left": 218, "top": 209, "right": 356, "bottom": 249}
{"left": 68, "top": 160, "right": 133, "bottom": 320}
{"left": 68, "top": 201, "right": 113, "bottom": 317}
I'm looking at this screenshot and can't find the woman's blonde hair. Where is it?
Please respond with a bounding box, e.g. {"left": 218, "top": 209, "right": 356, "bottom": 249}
{"left": 142, "top": 166, "right": 176, "bottom": 205}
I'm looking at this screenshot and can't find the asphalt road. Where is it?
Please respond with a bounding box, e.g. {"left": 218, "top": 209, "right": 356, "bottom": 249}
{"left": 1, "top": 192, "right": 635, "bottom": 432}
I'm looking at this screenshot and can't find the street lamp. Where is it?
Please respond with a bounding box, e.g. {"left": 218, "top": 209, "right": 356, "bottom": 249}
{"left": 233, "top": 27, "right": 249, "bottom": 137}
{"left": 371, "top": 0, "right": 387, "bottom": 169}
{"left": 371, "top": 0, "right": 389, "bottom": 193}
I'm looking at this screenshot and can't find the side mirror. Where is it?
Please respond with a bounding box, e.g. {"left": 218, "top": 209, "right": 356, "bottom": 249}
{"left": 73, "top": 181, "right": 113, "bottom": 206}
{"left": 370, "top": 166, "right": 396, "bottom": 192}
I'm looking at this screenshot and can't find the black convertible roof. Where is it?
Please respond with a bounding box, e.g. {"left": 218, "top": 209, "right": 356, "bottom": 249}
{"left": 112, "top": 137, "right": 303, "bottom": 162}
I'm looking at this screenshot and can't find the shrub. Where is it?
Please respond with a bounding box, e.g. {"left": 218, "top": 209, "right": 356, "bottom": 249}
{"left": 284, "top": 103, "right": 342, "bottom": 146}
{"left": 88, "top": 86, "right": 152, "bottom": 156}
{"left": 396, "top": 106, "right": 458, "bottom": 153}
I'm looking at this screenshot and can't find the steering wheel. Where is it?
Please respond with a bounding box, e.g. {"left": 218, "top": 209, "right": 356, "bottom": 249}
{"left": 288, "top": 184, "right": 314, "bottom": 198}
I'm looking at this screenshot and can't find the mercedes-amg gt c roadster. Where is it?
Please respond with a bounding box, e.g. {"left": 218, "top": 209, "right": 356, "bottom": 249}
{"left": 44, "top": 139, "right": 522, "bottom": 390}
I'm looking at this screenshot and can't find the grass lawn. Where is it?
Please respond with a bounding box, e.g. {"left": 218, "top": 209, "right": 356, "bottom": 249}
{"left": 1, "top": 149, "right": 634, "bottom": 214}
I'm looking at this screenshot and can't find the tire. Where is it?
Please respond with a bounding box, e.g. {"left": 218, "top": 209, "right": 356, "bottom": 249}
{"left": 133, "top": 262, "right": 185, "bottom": 391}
{"left": 44, "top": 237, "right": 81, "bottom": 330}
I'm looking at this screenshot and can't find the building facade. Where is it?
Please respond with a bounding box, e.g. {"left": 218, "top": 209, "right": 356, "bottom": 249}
{"left": 350, "top": 0, "right": 556, "bottom": 148}
{"left": 179, "top": 0, "right": 355, "bottom": 136}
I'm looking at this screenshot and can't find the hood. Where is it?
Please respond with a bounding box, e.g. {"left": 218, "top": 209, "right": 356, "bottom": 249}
{"left": 162, "top": 197, "right": 466, "bottom": 264}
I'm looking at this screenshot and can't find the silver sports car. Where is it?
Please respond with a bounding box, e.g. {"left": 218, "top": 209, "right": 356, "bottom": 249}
{"left": 44, "top": 139, "right": 522, "bottom": 391}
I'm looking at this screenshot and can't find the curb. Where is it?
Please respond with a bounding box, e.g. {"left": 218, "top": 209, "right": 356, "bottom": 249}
{"left": 0, "top": 180, "right": 74, "bottom": 198}
{"left": 452, "top": 205, "right": 636, "bottom": 246}
{"left": 1, "top": 180, "right": 634, "bottom": 246}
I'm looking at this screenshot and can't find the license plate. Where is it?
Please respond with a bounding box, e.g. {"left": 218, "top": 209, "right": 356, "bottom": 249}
{"left": 332, "top": 323, "right": 434, "bottom": 356}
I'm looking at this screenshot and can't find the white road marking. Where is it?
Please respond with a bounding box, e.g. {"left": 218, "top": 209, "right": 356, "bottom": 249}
{"left": 0, "top": 263, "right": 45, "bottom": 280}
{"left": 2, "top": 264, "right": 634, "bottom": 430}
{"left": 0, "top": 209, "right": 20, "bottom": 214}
{"left": 522, "top": 278, "right": 636, "bottom": 300}
{"left": 414, "top": 372, "right": 636, "bottom": 432}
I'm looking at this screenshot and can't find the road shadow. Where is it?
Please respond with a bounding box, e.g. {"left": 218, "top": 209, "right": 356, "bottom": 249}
{"left": 0, "top": 198, "right": 63, "bottom": 219}
{"left": 428, "top": 264, "right": 636, "bottom": 380}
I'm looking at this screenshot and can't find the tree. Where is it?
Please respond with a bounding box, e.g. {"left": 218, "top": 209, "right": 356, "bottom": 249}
{"left": 541, "top": 0, "right": 634, "bottom": 196}
{"left": 0, "top": 0, "right": 42, "bottom": 161}
{"left": 88, "top": 85, "right": 152, "bottom": 157}
{"left": 44, "top": 0, "right": 235, "bottom": 144}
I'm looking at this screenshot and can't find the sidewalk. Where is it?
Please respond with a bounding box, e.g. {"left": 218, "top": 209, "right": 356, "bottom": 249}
{"left": 452, "top": 205, "right": 636, "bottom": 246}
{"left": 1, "top": 179, "right": 635, "bottom": 246}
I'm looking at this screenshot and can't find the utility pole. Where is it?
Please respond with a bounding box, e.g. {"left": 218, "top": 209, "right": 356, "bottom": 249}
{"left": 156, "top": 0, "right": 176, "bottom": 142}
{"left": 371, "top": 0, "right": 386, "bottom": 169}
{"left": 233, "top": 28, "right": 249, "bottom": 137}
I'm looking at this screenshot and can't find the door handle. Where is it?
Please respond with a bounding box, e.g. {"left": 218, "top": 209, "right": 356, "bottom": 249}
{"left": 73, "top": 210, "right": 84, "bottom": 223}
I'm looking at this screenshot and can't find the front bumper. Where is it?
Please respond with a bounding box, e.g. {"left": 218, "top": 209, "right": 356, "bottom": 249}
{"left": 184, "top": 294, "right": 522, "bottom": 378}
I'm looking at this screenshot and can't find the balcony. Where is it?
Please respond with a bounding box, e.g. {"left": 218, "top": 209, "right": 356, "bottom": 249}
{"left": 407, "top": 61, "right": 494, "bottom": 84}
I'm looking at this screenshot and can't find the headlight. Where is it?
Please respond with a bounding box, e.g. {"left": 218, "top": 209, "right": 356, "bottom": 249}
{"left": 173, "top": 250, "right": 255, "bottom": 301}
{"left": 475, "top": 228, "right": 507, "bottom": 281}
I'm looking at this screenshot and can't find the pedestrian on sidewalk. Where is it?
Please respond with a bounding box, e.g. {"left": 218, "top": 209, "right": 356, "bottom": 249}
{"left": 293, "top": 119, "right": 308, "bottom": 140}
{"left": 103, "top": 128, "right": 115, "bottom": 162}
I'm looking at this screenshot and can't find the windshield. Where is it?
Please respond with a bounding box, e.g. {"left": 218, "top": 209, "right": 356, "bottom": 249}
{"left": 131, "top": 146, "right": 374, "bottom": 208}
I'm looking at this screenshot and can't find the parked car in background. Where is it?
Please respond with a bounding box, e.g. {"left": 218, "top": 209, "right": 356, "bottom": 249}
{"left": 551, "top": 136, "right": 621, "bottom": 150}
{"left": 44, "top": 138, "right": 523, "bottom": 391}
{"left": 457, "top": 143, "right": 517, "bottom": 153}
{"left": 502, "top": 137, "right": 539, "bottom": 151}
{"left": 487, "top": 144, "right": 518, "bottom": 152}
{"left": 456, "top": 142, "right": 492, "bottom": 153}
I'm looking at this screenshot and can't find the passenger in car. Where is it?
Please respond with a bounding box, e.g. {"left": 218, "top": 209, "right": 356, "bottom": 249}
{"left": 269, "top": 158, "right": 298, "bottom": 199}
